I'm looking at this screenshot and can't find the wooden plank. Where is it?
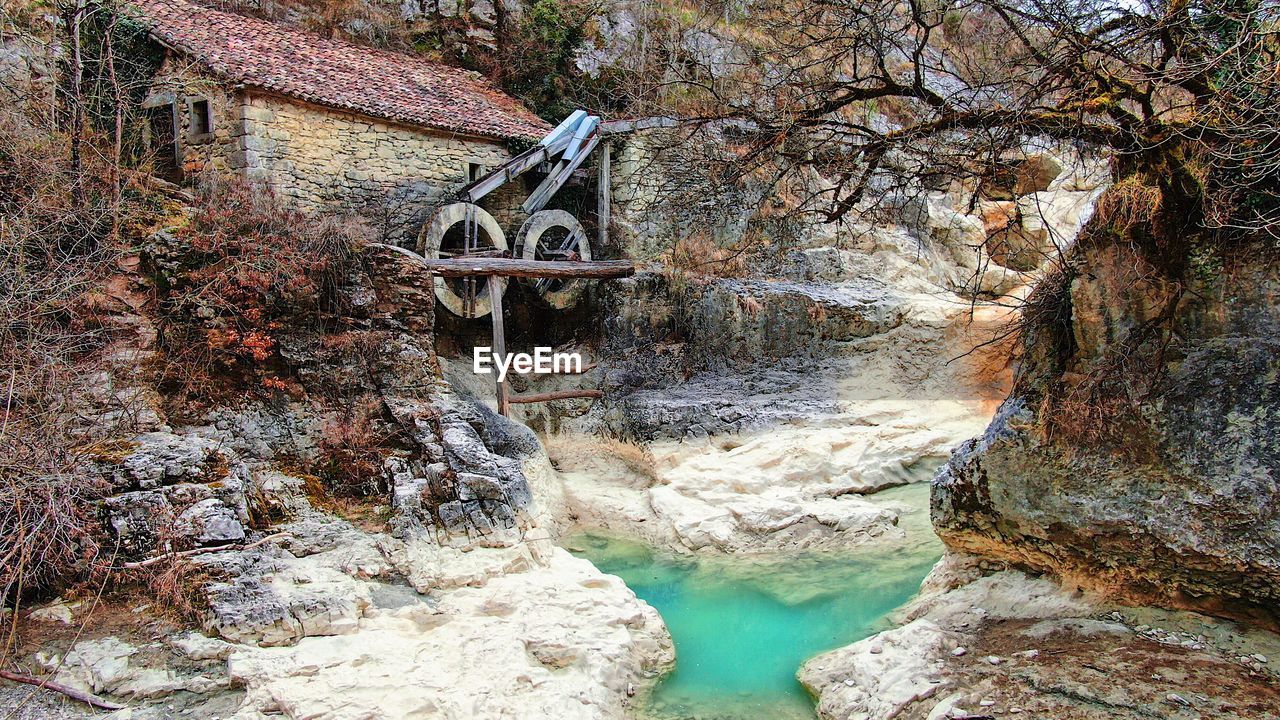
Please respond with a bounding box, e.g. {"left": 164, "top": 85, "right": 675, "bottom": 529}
{"left": 424, "top": 257, "right": 634, "bottom": 279}
{"left": 597, "top": 141, "right": 610, "bottom": 249}
{"left": 488, "top": 276, "right": 509, "bottom": 416}
{"left": 522, "top": 132, "right": 601, "bottom": 213}
{"left": 457, "top": 133, "right": 574, "bottom": 202}
{"left": 507, "top": 389, "right": 604, "bottom": 404}
{"left": 599, "top": 116, "right": 679, "bottom": 135}
{"left": 523, "top": 115, "right": 600, "bottom": 213}
{"left": 546, "top": 110, "right": 588, "bottom": 144}
{"left": 369, "top": 243, "right": 634, "bottom": 278}
{"left": 563, "top": 115, "right": 600, "bottom": 162}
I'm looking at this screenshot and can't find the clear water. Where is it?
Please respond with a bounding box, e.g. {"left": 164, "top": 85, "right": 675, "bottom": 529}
{"left": 565, "top": 483, "right": 943, "bottom": 720}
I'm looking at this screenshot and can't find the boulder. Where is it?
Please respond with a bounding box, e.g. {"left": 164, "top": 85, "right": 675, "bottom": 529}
{"left": 933, "top": 241, "right": 1280, "bottom": 617}
{"left": 174, "top": 498, "right": 246, "bottom": 545}
{"left": 799, "top": 619, "right": 958, "bottom": 719}
{"left": 199, "top": 518, "right": 386, "bottom": 646}
{"left": 97, "top": 431, "right": 225, "bottom": 490}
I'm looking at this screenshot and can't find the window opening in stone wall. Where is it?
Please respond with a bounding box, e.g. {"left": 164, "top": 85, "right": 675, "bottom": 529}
{"left": 191, "top": 98, "right": 213, "bottom": 136}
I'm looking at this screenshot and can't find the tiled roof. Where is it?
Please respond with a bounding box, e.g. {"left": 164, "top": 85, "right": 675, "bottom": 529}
{"left": 128, "top": 0, "right": 551, "bottom": 142}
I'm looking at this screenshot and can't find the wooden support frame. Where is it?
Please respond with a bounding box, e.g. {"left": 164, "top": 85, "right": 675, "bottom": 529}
{"left": 597, "top": 141, "right": 610, "bottom": 248}
{"left": 523, "top": 132, "right": 601, "bottom": 214}
{"left": 383, "top": 110, "right": 636, "bottom": 417}
{"left": 487, "top": 276, "right": 509, "bottom": 416}
{"left": 417, "top": 258, "right": 633, "bottom": 279}
{"left": 456, "top": 132, "right": 575, "bottom": 203}
{"left": 508, "top": 389, "right": 604, "bottom": 404}
{"left": 370, "top": 244, "right": 633, "bottom": 416}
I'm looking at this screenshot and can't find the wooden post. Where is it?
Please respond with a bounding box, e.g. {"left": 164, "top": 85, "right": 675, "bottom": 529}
{"left": 488, "top": 276, "right": 509, "bottom": 416}
{"left": 598, "top": 141, "right": 610, "bottom": 249}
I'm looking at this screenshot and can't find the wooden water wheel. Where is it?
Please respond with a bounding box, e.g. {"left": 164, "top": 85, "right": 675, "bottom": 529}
{"left": 417, "top": 202, "right": 507, "bottom": 318}
{"left": 514, "top": 209, "right": 592, "bottom": 309}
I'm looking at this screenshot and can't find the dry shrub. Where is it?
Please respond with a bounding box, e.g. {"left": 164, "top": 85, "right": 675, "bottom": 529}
{"left": 1092, "top": 176, "right": 1162, "bottom": 236}
{"left": 666, "top": 233, "right": 752, "bottom": 278}
{"left": 155, "top": 173, "right": 372, "bottom": 412}
{"left": 550, "top": 436, "right": 661, "bottom": 488}
{"left": 0, "top": 107, "right": 157, "bottom": 611}
{"left": 606, "top": 438, "right": 661, "bottom": 487}
{"left": 1024, "top": 250, "right": 1176, "bottom": 455}
{"left": 117, "top": 557, "right": 217, "bottom": 624}
{"left": 314, "top": 397, "right": 397, "bottom": 497}
{"left": 1042, "top": 339, "right": 1166, "bottom": 461}
{"left": 0, "top": 468, "right": 108, "bottom": 616}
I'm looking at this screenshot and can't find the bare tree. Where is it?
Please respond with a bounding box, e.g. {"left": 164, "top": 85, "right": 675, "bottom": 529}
{"left": 623, "top": 0, "right": 1279, "bottom": 272}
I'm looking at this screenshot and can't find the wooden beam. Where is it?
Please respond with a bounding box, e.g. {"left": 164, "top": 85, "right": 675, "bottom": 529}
{"left": 507, "top": 389, "right": 604, "bottom": 404}
{"left": 422, "top": 258, "right": 633, "bottom": 278}
{"left": 488, "top": 276, "right": 509, "bottom": 416}
{"left": 522, "top": 132, "right": 601, "bottom": 214}
{"left": 599, "top": 116, "right": 679, "bottom": 135}
{"left": 369, "top": 244, "right": 635, "bottom": 279}
{"left": 457, "top": 132, "right": 574, "bottom": 202}
{"left": 0, "top": 670, "right": 125, "bottom": 711}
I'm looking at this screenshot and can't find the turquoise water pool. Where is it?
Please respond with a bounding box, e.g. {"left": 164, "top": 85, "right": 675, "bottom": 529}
{"left": 565, "top": 483, "right": 943, "bottom": 720}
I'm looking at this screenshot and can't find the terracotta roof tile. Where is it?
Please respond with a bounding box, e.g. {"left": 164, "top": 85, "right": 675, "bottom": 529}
{"left": 128, "top": 0, "right": 552, "bottom": 142}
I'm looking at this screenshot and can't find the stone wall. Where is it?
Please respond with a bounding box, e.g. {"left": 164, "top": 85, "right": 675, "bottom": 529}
{"left": 143, "top": 58, "right": 240, "bottom": 176}
{"left": 145, "top": 58, "right": 529, "bottom": 245}
{"left": 236, "top": 91, "right": 528, "bottom": 245}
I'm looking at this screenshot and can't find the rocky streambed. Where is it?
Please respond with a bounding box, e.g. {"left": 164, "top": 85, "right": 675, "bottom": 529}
{"left": 9, "top": 202, "right": 1016, "bottom": 719}
{"left": 18, "top": 150, "right": 1280, "bottom": 720}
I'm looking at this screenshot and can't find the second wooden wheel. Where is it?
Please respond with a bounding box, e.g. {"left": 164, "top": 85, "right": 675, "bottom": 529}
{"left": 515, "top": 209, "right": 592, "bottom": 309}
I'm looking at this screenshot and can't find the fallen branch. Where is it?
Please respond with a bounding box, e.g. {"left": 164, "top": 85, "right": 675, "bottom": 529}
{"left": 543, "top": 362, "right": 598, "bottom": 375}
{"left": 0, "top": 670, "right": 125, "bottom": 711}
{"left": 122, "top": 532, "right": 291, "bottom": 569}
{"left": 507, "top": 389, "right": 604, "bottom": 404}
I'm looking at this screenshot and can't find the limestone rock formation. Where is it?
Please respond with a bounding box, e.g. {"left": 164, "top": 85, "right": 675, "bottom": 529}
{"left": 223, "top": 544, "right": 672, "bottom": 720}
{"left": 933, "top": 239, "right": 1280, "bottom": 621}
{"left": 801, "top": 553, "right": 1280, "bottom": 719}
{"left": 94, "top": 431, "right": 253, "bottom": 556}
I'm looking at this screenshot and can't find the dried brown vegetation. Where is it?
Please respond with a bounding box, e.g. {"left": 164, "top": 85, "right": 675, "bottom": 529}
{"left": 314, "top": 396, "right": 398, "bottom": 497}
{"left": 153, "top": 173, "right": 372, "bottom": 416}
{"left": 0, "top": 103, "right": 161, "bottom": 616}
{"left": 629, "top": 0, "right": 1280, "bottom": 282}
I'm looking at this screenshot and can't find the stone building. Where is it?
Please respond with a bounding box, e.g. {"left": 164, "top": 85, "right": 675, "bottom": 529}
{"left": 129, "top": 0, "right": 550, "bottom": 243}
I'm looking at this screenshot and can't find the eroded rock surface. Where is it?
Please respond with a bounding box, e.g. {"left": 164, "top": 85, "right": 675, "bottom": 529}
{"left": 93, "top": 431, "right": 253, "bottom": 557}
{"left": 226, "top": 544, "right": 671, "bottom": 720}
{"left": 802, "top": 553, "right": 1280, "bottom": 719}
{"left": 19, "top": 500, "right": 671, "bottom": 720}
{"left": 933, "top": 243, "right": 1280, "bottom": 618}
